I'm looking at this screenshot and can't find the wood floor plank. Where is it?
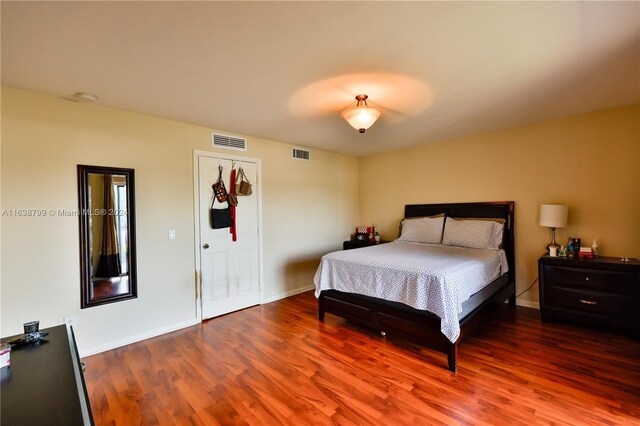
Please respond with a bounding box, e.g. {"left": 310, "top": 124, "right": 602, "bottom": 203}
{"left": 84, "top": 291, "right": 640, "bottom": 425}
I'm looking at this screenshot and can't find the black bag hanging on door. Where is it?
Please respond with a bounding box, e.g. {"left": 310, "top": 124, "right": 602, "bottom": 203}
{"left": 210, "top": 193, "right": 233, "bottom": 229}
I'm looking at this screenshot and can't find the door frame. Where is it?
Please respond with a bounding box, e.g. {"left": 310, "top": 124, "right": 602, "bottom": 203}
{"left": 192, "top": 150, "right": 264, "bottom": 321}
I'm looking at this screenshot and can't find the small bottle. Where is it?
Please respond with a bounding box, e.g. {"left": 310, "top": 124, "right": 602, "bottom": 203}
{"left": 592, "top": 240, "right": 599, "bottom": 257}
{"left": 374, "top": 231, "right": 381, "bottom": 244}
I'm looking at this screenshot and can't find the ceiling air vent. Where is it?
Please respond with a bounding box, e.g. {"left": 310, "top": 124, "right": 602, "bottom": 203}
{"left": 212, "top": 133, "right": 247, "bottom": 151}
{"left": 292, "top": 148, "right": 310, "bottom": 161}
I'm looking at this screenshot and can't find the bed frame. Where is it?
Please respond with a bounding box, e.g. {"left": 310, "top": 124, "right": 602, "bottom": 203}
{"left": 318, "top": 201, "right": 515, "bottom": 372}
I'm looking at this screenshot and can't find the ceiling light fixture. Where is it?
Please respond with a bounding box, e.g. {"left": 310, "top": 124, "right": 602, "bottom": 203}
{"left": 72, "top": 92, "right": 98, "bottom": 103}
{"left": 341, "top": 94, "right": 382, "bottom": 133}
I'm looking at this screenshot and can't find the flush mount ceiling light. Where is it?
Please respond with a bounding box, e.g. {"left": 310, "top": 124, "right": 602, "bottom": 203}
{"left": 72, "top": 92, "right": 98, "bottom": 103}
{"left": 341, "top": 94, "right": 382, "bottom": 133}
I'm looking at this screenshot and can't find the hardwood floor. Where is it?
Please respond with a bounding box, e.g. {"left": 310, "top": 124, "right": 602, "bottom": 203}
{"left": 83, "top": 291, "right": 640, "bottom": 425}
{"left": 92, "top": 275, "right": 129, "bottom": 299}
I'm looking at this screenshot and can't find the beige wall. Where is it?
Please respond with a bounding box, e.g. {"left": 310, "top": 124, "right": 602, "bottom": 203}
{"left": 2, "top": 85, "right": 637, "bottom": 352}
{"left": 1, "top": 86, "right": 359, "bottom": 352}
{"left": 359, "top": 104, "right": 640, "bottom": 304}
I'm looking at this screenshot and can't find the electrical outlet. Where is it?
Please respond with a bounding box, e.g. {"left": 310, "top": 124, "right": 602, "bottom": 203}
{"left": 168, "top": 229, "right": 176, "bottom": 240}
{"left": 64, "top": 316, "right": 77, "bottom": 329}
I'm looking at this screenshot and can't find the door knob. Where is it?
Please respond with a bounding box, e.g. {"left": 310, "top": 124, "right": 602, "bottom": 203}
{"left": 202, "top": 243, "right": 210, "bottom": 249}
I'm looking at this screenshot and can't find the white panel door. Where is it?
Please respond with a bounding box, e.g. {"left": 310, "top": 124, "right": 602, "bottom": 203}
{"left": 198, "top": 156, "right": 259, "bottom": 319}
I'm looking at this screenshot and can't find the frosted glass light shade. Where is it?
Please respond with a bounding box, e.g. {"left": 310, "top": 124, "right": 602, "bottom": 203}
{"left": 341, "top": 94, "right": 382, "bottom": 133}
{"left": 539, "top": 204, "right": 568, "bottom": 228}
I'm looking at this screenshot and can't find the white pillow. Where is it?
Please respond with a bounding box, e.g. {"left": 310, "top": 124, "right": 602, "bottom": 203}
{"left": 442, "top": 218, "right": 504, "bottom": 250}
{"left": 398, "top": 216, "right": 445, "bottom": 244}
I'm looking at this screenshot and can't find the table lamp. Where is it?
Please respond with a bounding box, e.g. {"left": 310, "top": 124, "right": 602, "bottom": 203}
{"left": 539, "top": 204, "right": 568, "bottom": 252}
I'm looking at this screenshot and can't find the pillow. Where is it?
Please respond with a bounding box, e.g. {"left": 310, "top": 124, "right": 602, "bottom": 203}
{"left": 397, "top": 215, "right": 445, "bottom": 244}
{"left": 442, "top": 218, "right": 504, "bottom": 250}
{"left": 452, "top": 217, "right": 505, "bottom": 249}
{"left": 397, "top": 213, "right": 444, "bottom": 238}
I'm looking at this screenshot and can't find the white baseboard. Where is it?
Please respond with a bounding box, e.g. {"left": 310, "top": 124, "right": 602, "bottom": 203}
{"left": 78, "top": 289, "right": 537, "bottom": 358}
{"left": 80, "top": 285, "right": 317, "bottom": 358}
{"left": 79, "top": 317, "right": 200, "bottom": 358}
{"left": 516, "top": 299, "right": 540, "bottom": 309}
{"left": 262, "top": 284, "right": 315, "bottom": 304}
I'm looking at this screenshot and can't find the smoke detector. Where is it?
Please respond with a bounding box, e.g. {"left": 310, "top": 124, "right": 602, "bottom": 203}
{"left": 72, "top": 92, "right": 98, "bottom": 103}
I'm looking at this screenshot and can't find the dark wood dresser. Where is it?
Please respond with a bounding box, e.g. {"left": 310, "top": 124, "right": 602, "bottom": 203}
{"left": 1, "top": 324, "right": 94, "bottom": 425}
{"left": 538, "top": 255, "right": 640, "bottom": 337}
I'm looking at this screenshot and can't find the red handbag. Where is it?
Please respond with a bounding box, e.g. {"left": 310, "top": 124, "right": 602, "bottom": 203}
{"left": 212, "top": 165, "right": 228, "bottom": 202}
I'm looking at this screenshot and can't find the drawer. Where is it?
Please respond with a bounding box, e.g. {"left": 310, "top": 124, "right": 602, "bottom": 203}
{"left": 323, "top": 296, "right": 371, "bottom": 321}
{"left": 543, "top": 265, "right": 636, "bottom": 294}
{"left": 545, "top": 285, "right": 635, "bottom": 319}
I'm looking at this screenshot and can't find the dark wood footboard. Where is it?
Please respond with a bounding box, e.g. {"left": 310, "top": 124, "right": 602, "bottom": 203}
{"left": 318, "top": 201, "right": 516, "bottom": 372}
{"left": 319, "top": 279, "right": 515, "bottom": 372}
{"left": 319, "top": 289, "right": 454, "bottom": 368}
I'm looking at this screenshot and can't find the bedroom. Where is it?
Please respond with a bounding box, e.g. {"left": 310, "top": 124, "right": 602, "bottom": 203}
{"left": 1, "top": 1, "right": 639, "bottom": 425}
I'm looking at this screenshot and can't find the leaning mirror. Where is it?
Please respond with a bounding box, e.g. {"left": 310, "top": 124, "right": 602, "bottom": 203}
{"left": 78, "top": 165, "right": 137, "bottom": 308}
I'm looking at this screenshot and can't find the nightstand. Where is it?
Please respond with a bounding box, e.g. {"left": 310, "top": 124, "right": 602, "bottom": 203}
{"left": 538, "top": 255, "right": 640, "bottom": 338}
{"left": 343, "top": 240, "right": 389, "bottom": 250}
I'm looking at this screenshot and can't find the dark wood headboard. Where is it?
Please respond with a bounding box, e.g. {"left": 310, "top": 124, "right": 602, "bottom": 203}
{"left": 405, "top": 201, "right": 515, "bottom": 285}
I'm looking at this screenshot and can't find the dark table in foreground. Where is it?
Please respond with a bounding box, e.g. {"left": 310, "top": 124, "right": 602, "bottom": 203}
{"left": 1, "top": 324, "right": 94, "bottom": 425}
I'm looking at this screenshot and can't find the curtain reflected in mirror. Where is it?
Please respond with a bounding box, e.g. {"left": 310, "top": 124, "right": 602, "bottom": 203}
{"left": 78, "top": 165, "right": 137, "bottom": 308}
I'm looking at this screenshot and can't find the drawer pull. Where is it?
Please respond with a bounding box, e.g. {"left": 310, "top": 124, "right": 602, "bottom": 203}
{"left": 585, "top": 277, "right": 590, "bottom": 281}
{"left": 579, "top": 299, "right": 597, "bottom": 305}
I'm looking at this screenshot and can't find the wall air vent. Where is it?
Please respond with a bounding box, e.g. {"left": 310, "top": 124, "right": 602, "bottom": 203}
{"left": 212, "top": 133, "right": 247, "bottom": 151}
{"left": 292, "top": 148, "right": 310, "bottom": 161}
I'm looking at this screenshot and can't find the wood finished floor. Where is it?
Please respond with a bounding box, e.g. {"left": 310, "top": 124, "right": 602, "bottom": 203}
{"left": 84, "top": 291, "right": 640, "bottom": 425}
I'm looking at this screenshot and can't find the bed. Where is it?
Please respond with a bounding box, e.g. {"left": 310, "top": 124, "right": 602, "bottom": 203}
{"left": 315, "top": 201, "right": 515, "bottom": 372}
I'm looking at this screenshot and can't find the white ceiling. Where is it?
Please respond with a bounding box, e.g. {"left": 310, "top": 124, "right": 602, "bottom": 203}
{"left": 2, "top": 2, "right": 639, "bottom": 156}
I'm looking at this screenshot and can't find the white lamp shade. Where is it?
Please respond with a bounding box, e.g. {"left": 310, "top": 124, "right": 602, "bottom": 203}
{"left": 539, "top": 204, "right": 568, "bottom": 228}
{"left": 341, "top": 105, "right": 382, "bottom": 132}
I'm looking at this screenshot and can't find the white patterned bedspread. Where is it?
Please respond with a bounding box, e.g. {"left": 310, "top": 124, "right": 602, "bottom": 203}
{"left": 314, "top": 242, "right": 509, "bottom": 343}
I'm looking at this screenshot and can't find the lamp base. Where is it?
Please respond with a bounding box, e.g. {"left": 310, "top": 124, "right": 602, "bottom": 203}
{"left": 546, "top": 241, "right": 561, "bottom": 253}
{"left": 546, "top": 227, "right": 560, "bottom": 253}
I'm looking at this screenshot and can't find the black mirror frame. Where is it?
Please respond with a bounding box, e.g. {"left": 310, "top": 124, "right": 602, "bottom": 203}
{"left": 77, "top": 165, "right": 137, "bottom": 309}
